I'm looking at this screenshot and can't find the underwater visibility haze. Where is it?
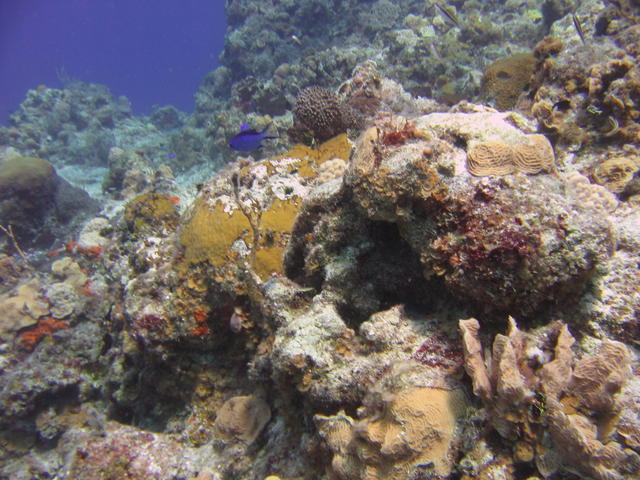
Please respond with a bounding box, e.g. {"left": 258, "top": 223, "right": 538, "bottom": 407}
{"left": 0, "top": 0, "right": 226, "bottom": 120}
{"left": 0, "top": 1, "right": 639, "bottom": 479}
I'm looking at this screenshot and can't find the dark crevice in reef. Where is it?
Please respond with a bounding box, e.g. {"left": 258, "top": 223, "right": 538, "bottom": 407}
{"left": 335, "top": 220, "right": 449, "bottom": 329}
{"left": 106, "top": 354, "right": 196, "bottom": 432}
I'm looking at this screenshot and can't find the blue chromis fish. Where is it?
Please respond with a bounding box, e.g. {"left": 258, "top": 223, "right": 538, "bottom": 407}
{"left": 229, "top": 123, "right": 277, "bottom": 152}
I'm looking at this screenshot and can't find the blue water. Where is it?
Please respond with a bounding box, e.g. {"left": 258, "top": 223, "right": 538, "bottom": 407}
{"left": 0, "top": 0, "right": 226, "bottom": 123}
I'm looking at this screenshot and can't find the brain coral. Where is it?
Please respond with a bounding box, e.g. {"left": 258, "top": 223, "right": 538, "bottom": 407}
{"left": 466, "top": 142, "right": 517, "bottom": 176}
{"left": 293, "top": 86, "right": 363, "bottom": 142}
{"left": 316, "top": 387, "right": 467, "bottom": 479}
{"left": 482, "top": 52, "right": 537, "bottom": 111}
{"left": 314, "top": 359, "right": 469, "bottom": 480}
{"left": 466, "top": 134, "right": 556, "bottom": 176}
{"left": 0, "top": 156, "right": 55, "bottom": 198}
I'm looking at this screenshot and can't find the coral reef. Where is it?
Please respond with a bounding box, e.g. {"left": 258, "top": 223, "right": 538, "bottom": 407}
{"left": 1, "top": 1, "right": 639, "bottom": 479}
{"left": 0, "top": 82, "right": 129, "bottom": 166}
{"left": 285, "top": 110, "right": 613, "bottom": 318}
{"left": 529, "top": 2, "right": 640, "bottom": 149}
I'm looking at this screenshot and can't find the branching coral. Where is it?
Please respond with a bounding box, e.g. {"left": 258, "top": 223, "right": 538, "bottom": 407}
{"left": 459, "top": 317, "right": 639, "bottom": 480}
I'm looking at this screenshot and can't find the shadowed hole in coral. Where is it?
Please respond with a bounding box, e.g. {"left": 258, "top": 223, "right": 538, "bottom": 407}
{"left": 107, "top": 356, "right": 197, "bottom": 432}
{"left": 335, "top": 221, "right": 448, "bottom": 329}
{"left": 31, "top": 384, "right": 81, "bottom": 447}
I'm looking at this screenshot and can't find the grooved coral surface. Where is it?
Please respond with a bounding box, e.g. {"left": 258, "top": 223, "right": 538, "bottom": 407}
{"left": 316, "top": 379, "right": 469, "bottom": 479}
{"left": 466, "top": 142, "right": 516, "bottom": 176}
{"left": 481, "top": 53, "right": 537, "bottom": 110}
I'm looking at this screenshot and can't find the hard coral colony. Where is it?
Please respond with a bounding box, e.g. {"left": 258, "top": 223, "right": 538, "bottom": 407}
{"left": 0, "top": 1, "right": 640, "bottom": 480}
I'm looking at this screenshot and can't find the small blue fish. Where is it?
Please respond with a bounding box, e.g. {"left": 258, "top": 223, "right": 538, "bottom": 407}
{"left": 167, "top": 153, "right": 176, "bottom": 159}
{"left": 229, "top": 124, "right": 277, "bottom": 152}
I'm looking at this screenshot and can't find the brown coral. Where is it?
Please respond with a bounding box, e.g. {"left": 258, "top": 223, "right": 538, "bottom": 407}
{"left": 466, "top": 142, "right": 516, "bottom": 176}
{"left": 466, "top": 134, "right": 556, "bottom": 176}
{"left": 212, "top": 395, "right": 271, "bottom": 445}
{"left": 458, "top": 318, "right": 638, "bottom": 480}
{"left": 481, "top": 53, "right": 537, "bottom": 111}
{"left": 0, "top": 156, "right": 55, "bottom": 198}
{"left": 512, "top": 134, "right": 556, "bottom": 174}
{"left": 592, "top": 157, "right": 639, "bottom": 194}
{"left": 315, "top": 385, "right": 468, "bottom": 479}
{"left": 293, "top": 86, "right": 363, "bottom": 142}
{"left": 533, "top": 36, "right": 563, "bottom": 60}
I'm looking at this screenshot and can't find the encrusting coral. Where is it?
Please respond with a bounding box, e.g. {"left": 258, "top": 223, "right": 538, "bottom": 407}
{"left": 314, "top": 361, "right": 469, "bottom": 480}
{"left": 459, "top": 317, "right": 640, "bottom": 480}
{"left": 124, "top": 192, "right": 180, "bottom": 237}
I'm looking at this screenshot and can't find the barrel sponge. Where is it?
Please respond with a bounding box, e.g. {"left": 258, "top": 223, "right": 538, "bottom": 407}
{"left": 0, "top": 156, "right": 56, "bottom": 199}
{"left": 482, "top": 53, "right": 537, "bottom": 111}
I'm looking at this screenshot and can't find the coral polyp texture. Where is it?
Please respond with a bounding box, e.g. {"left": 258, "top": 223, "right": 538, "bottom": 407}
{"left": 2, "top": 1, "right": 640, "bottom": 479}
{"left": 292, "top": 86, "right": 363, "bottom": 143}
